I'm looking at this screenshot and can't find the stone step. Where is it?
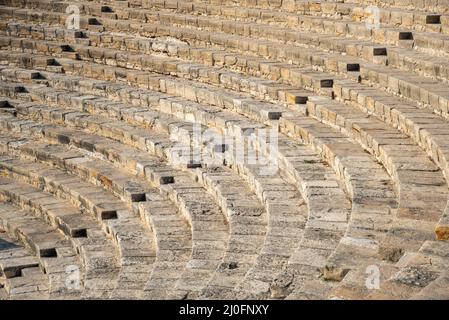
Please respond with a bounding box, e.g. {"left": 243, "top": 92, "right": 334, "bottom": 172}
{"left": 305, "top": 97, "right": 448, "bottom": 220}
{"left": 0, "top": 232, "right": 40, "bottom": 276}
{"left": 280, "top": 108, "right": 447, "bottom": 266}
{"left": 5, "top": 0, "right": 446, "bottom": 56}
{"left": 321, "top": 78, "right": 449, "bottom": 248}
{"left": 0, "top": 44, "right": 291, "bottom": 122}
{"left": 177, "top": 0, "right": 449, "bottom": 16}
{"left": 1, "top": 91, "right": 344, "bottom": 298}
{"left": 258, "top": 131, "right": 354, "bottom": 299}
{"left": 0, "top": 66, "right": 303, "bottom": 205}
{"left": 2, "top": 118, "right": 268, "bottom": 299}
{"left": 129, "top": 0, "right": 429, "bottom": 44}
{"left": 140, "top": 0, "right": 448, "bottom": 36}
{"left": 8, "top": 0, "right": 447, "bottom": 64}
{"left": 0, "top": 72, "right": 305, "bottom": 206}
{"left": 298, "top": 0, "right": 449, "bottom": 15}
{"left": 21, "top": 141, "right": 153, "bottom": 204}
{"left": 278, "top": 113, "right": 400, "bottom": 297}
{"left": 137, "top": 199, "right": 192, "bottom": 299}
{"left": 195, "top": 167, "right": 269, "bottom": 299}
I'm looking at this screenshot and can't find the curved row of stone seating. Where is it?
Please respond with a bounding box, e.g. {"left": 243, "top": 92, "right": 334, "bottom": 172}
{"left": 0, "top": 153, "right": 153, "bottom": 298}
{"left": 78, "top": 0, "right": 449, "bottom": 14}
{"left": 0, "top": 60, "right": 357, "bottom": 298}
{"left": 329, "top": 0, "right": 449, "bottom": 13}
{"left": 128, "top": 0, "right": 449, "bottom": 81}
{"left": 7, "top": 79, "right": 346, "bottom": 299}
{"left": 180, "top": 0, "right": 448, "bottom": 15}
{"left": 184, "top": 0, "right": 449, "bottom": 14}
{"left": 126, "top": 7, "right": 449, "bottom": 99}
{"left": 133, "top": 0, "right": 449, "bottom": 53}
{"left": 74, "top": 1, "right": 449, "bottom": 298}
{"left": 2, "top": 23, "right": 440, "bottom": 206}
{"left": 0, "top": 122, "right": 165, "bottom": 298}
{"left": 7, "top": 0, "right": 448, "bottom": 41}
{"left": 0, "top": 225, "right": 49, "bottom": 299}
{"left": 0, "top": 35, "right": 432, "bottom": 234}
{"left": 4, "top": 0, "right": 447, "bottom": 87}
{"left": 0, "top": 52, "right": 370, "bottom": 296}
{"left": 187, "top": 0, "right": 449, "bottom": 31}
{"left": 0, "top": 45, "right": 360, "bottom": 298}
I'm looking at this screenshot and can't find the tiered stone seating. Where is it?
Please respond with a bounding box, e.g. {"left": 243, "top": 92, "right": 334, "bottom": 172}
{"left": 0, "top": 0, "right": 448, "bottom": 300}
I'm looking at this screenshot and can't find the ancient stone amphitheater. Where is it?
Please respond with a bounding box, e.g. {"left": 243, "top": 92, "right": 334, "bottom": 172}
{"left": 0, "top": 0, "right": 448, "bottom": 300}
